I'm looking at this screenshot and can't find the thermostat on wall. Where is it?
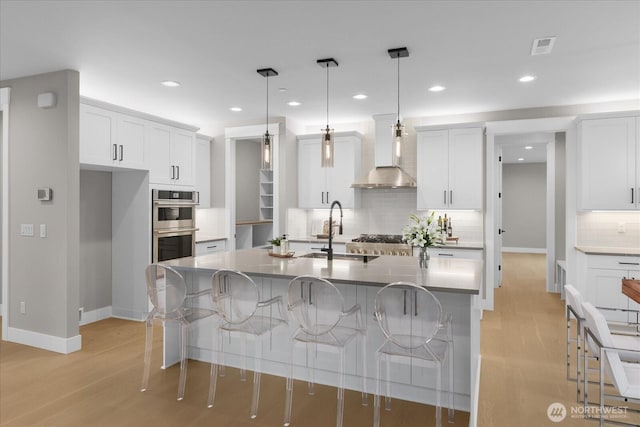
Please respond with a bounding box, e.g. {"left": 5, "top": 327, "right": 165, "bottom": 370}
{"left": 37, "top": 188, "right": 52, "bottom": 201}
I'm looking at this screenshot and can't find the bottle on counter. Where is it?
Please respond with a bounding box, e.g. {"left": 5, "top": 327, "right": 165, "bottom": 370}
{"left": 437, "top": 215, "right": 443, "bottom": 233}
{"left": 280, "top": 234, "right": 289, "bottom": 255}
{"left": 443, "top": 214, "right": 448, "bottom": 235}
{"left": 447, "top": 219, "right": 453, "bottom": 238}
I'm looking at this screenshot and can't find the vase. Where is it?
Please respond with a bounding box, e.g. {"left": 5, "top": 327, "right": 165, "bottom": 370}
{"left": 418, "top": 247, "right": 430, "bottom": 269}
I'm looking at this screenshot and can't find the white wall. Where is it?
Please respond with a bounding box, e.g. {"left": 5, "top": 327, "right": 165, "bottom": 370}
{"left": 235, "top": 139, "right": 260, "bottom": 221}
{"left": 502, "top": 163, "right": 547, "bottom": 249}
{"left": 79, "top": 170, "right": 112, "bottom": 312}
{"left": 1, "top": 70, "right": 80, "bottom": 348}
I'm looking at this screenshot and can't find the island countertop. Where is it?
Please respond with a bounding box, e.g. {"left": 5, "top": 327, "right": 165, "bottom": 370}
{"left": 163, "top": 248, "right": 481, "bottom": 294}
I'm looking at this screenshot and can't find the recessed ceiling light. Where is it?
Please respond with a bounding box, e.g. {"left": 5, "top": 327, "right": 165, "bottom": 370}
{"left": 287, "top": 101, "right": 301, "bottom": 107}
{"left": 353, "top": 94, "right": 368, "bottom": 100}
{"left": 278, "top": 88, "right": 288, "bottom": 92}
{"left": 428, "top": 85, "right": 446, "bottom": 92}
{"left": 525, "top": 146, "right": 533, "bottom": 150}
{"left": 519, "top": 75, "right": 536, "bottom": 83}
{"left": 518, "top": 157, "right": 525, "bottom": 161}
{"left": 161, "top": 80, "right": 181, "bottom": 87}
{"left": 230, "top": 107, "right": 242, "bottom": 112}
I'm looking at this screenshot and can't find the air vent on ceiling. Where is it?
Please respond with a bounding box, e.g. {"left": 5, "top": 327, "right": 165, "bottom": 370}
{"left": 530, "top": 37, "right": 556, "bottom": 56}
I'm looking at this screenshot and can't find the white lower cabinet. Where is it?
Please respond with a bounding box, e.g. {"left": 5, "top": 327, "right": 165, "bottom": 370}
{"left": 585, "top": 255, "right": 640, "bottom": 323}
{"left": 428, "top": 247, "right": 483, "bottom": 260}
{"left": 195, "top": 240, "right": 227, "bottom": 255}
{"left": 288, "top": 241, "right": 346, "bottom": 254}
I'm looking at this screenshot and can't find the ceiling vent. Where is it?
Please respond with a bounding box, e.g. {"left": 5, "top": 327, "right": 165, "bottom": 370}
{"left": 530, "top": 37, "right": 556, "bottom": 56}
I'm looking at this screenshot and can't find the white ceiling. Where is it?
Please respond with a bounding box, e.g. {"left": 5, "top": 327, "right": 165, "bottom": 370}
{"left": 1, "top": 1, "right": 639, "bottom": 136}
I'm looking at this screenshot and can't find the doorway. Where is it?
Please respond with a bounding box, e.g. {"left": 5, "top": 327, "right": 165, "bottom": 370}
{"left": 484, "top": 117, "right": 574, "bottom": 311}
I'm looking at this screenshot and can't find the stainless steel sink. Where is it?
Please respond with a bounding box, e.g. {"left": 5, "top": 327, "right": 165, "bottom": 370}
{"left": 300, "top": 252, "right": 379, "bottom": 262}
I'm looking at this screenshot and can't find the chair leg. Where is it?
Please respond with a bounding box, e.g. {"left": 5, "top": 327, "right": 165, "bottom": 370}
{"left": 219, "top": 329, "right": 226, "bottom": 377}
{"left": 360, "top": 333, "right": 368, "bottom": 406}
{"left": 250, "top": 336, "right": 262, "bottom": 419}
{"left": 307, "top": 343, "right": 315, "bottom": 395}
{"left": 336, "top": 347, "right": 345, "bottom": 427}
{"left": 177, "top": 322, "right": 188, "bottom": 400}
{"left": 373, "top": 353, "right": 382, "bottom": 427}
{"left": 436, "top": 362, "right": 442, "bottom": 427}
{"left": 141, "top": 319, "right": 153, "bottom": 392}
{"left": 448, "top": 342, "right": 454, "bottom": 423}
{"left": 240, "top": 334, "right": 247, "bottom": 381}
{"left": 284, "top": 339, "right": 295, "bottom": 427}
{"left": 208, "top": 327, "right": 222, "bottom": 408}
{"left": 384, "top": 355, "right": 391, "bottom": 411}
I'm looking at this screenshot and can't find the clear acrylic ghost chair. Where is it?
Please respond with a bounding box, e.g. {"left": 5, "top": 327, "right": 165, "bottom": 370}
{"left": 284, "top": 276, "right": 367, "bottom": 427}
{"left": 565, "top": 284, "right": 640, "bottom": 402}
{"left": 141, "top": 263, "right": 215, "bottom": 400}
{"left": 208, "top": 269, "right": 287, "bottom": 419}
{"left": 373, "top": 282, "right": 453, "bottom": 427}
{"left": 582, "top": 302, "right": 640, "bottom": 426}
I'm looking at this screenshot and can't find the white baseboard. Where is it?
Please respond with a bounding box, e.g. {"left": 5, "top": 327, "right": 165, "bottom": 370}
{"left": 79, "top": 306, "right": 113, "bottom": 326}
{"left": 7, "top": 326, "right": 81, "bottom": 354}
{"left": 111, "top": 307, "right": 146, "bottom": 322}
{"left": 502, "top": 247, "right": 547, "bottom": 254}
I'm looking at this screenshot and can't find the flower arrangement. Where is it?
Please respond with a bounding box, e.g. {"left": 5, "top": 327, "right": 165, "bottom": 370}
{"left": 402, "top": 211, "right": 444, "bottom": 248}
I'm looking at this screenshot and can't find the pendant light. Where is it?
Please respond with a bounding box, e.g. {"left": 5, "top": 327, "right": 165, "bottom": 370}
{"left": 388, "top": 47, "right": 409, "bottom": 167}
{"left": 317, "top": 58, "right": 338, "bottom": 168}
{"left": 257, "top": 67, "right": 278, "bottom": 170}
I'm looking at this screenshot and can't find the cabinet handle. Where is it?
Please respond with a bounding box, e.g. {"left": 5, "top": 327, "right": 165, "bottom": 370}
{"left": 206, "top": 245, "right": 217, "bottom": 249}
{"left": 112, "top": 144, "right": 117, "bottom": 161}
{"left": 438, "top": 253, "right": 454, "bottom": 257}
{"left": 450, "top": 190, "right": 453, "bottom": 205}
{"left": 632, "top": 188, "right": 635, "bottom": 204}
{"left": 403, "top": 289, "right": 407, "bottom": 315}
{"left": 414, "top": 290, "right": 418, "bottom": 316}
{"left": 171, "top": 165, "right": 175, "bottom": 179}
{"left": 619, "top": 262, "right": 640, "bottom": 266}
{"left": 444, "top": 190, "right": 447, "bottom": 205}
{"left": 176, "top": 165, "right": 180, "bottom": 180}
{"left": 326, "top": 192, "right": 329, "bottom": 203}
{"left": 119, "top": 145, "right": 123, "bottom": 161}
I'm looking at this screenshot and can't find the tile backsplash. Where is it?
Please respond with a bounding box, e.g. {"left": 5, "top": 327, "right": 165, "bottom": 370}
{"left": 287, "top": 189, "right": 484, "bottom": 242}
{"left": 577, "top": 211, "right": 640, "bottom": 247}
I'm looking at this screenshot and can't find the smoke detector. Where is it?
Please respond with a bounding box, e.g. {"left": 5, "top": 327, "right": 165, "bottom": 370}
{"left": 530, "top": 37, "right": 556, "bottom": 56}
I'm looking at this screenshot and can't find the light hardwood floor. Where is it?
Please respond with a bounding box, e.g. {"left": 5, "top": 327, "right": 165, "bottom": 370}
{"left": 1, "top": 253, "right": 632, "bottom": 426}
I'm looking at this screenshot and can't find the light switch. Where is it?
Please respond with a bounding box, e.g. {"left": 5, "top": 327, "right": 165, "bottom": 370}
{"left": 40, "top": 224, "right": 47, "bottom": 238}
{"left": 20, "top": 224, "right": 34, "bottom": 237}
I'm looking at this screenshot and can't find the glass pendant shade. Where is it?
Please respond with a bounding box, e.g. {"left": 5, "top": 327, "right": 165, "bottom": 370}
{"left": 321, "top": 126, "right": 334, "bottom": 168}
{"left": 262, "top": 131, "right": 272, "bottom": 170}
{"left": 392, "top": 120, "right": 404, "bottom": 167}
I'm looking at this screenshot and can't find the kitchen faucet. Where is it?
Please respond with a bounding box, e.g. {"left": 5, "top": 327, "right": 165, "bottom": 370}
{"left": 321, "top": 200, "right": 343, "bottom": 261}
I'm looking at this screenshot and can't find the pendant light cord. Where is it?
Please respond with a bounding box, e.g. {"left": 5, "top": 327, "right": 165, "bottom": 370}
{"left": 326, "top": 64, "right": 330, "bottom": 128}
{"left": 397, "top": 55, "right": 400, "bottom": 122}
{"left": 265, "top": 74, "right": 269, "bottom": 134}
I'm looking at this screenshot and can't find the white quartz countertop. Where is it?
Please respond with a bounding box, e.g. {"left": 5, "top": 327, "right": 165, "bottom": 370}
{"left": 289, "top": 236, "right": 484, "bottom": 250}
{"left": 575, "top": 246, "right": 640, "bottom": 256}
{"left": 163, "top": 248, "right": 482, "bottom": 294}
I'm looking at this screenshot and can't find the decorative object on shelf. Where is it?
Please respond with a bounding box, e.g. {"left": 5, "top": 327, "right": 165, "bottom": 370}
{"left": 388, "top": 47, "right": 409, "bottom": 168}
{"left": 402, "top": 211, "right": 443, "bottom": 268}
{"left": 270, "top": 234, "right": 289, "bottom": 255}
{"left": 257, "top": 67, "right": 278, "bottom": 170}
{"left": 317, "top": 58, "right": 338, "bottom": 168}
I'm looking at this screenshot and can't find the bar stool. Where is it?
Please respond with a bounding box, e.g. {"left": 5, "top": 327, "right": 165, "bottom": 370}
{"left": 284, "top": 275, "right": 367, "bottom": 427}
{"left": 141, "top": 263, "right": 215, "bottom": 400}
{"left": 208, "top": 269, "right": 288, "bottom": 419}
{"left": 373, "top": 282, "right": 454, "bottom": 427}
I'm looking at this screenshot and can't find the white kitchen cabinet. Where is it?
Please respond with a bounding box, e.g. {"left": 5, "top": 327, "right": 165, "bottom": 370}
{"left": 196, "top": 135, "right": 211, "bottom": 208}
{"left": 297, "top": 132, "right": 362, "bottom": 209}
{"left": 416, "top": 126, "right": 483, "bottom": 210}
{"left": 578, "top": 115, "right": 639, "bottom": 210}
{"left": 80, "top": 104, "right": 147, "bottom": 170}
{"left": 585, "top": 254, "right": 640, "bottom": 323}
{"left": 148, "top": 123, "right": 196, "bottom": 186}
{"left": 428, "top": 247, "right": 484, "bottom": 260}
{"left": 195, "top": 239, "right": 226, "bottom": 255}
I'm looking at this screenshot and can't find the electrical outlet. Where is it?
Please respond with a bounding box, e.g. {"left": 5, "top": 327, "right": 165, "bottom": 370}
{"left": 618, "top": 222, "right": 626, "bottom": 233}
{"left": 40, "top": 224, "right": 47, "bottom": 238}
{"left": 20, "top": 224, "right": 34, "bottom": 237}
{"left": 20, "top": 301, "right": 26, "bottom": 314}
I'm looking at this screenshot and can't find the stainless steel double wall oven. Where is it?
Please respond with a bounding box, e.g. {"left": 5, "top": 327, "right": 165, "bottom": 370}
{"left": 152, "top": 189, "right": 198, "bottom": 262}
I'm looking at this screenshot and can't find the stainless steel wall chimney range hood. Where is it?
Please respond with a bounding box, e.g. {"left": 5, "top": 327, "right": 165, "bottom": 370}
{"left": 351, "top": 114, "right": 417, "bottom": 189}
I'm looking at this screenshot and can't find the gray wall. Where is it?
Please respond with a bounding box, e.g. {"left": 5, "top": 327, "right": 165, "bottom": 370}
{"left": 0, "top": 113, "right": 3, "bottom": 305}
{"left": 79, "top": 170, "right": 112, "bottom": 312}
{"left": 503, "top": 163, "right": 547, "bottom": 249}
{"left": 235, "top": 139, "right": 260, "bottom": 221}
{"left": 1, "top": 70, "right": 80, "bottom": 338}
{"left": 555, "top": 133, "right": 566, "bottom": 260}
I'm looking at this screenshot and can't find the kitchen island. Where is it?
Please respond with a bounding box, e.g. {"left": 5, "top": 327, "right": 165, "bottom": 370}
{"left": 162, "top": 248, "right": 482, "bottom": 420}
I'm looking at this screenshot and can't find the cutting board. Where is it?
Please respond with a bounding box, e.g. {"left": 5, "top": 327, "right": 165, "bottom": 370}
{"left": 622, "top": 278, "right": 640, "bottom": 304}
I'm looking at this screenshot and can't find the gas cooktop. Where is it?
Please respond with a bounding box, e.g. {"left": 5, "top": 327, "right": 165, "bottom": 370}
{"left": 351, "top": 234, "right": 405, "bottom": 244}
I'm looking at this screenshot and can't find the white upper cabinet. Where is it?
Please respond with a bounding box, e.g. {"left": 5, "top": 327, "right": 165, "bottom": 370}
{"left": 195, "top": 135, "right": 211, "bottom": 208}
{"left": 416, "top": 126, "right": 483, "bottom": 210}
{"left": 297, "top": 132, "right": 362, "bottom": 209}
{"left": 80, "top": 104, "right": 148, "bottom": 169}
{"left": 578, "top": 115, "right": 639, "bottom": 210}
{"left": 148, "top": 123, "right": 196, "bottom": 186}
